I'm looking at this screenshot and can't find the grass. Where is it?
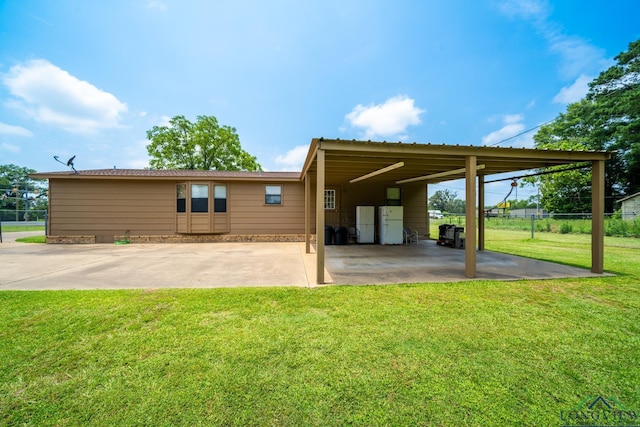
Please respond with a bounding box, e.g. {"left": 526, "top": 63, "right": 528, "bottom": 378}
{"left": 1, "top": 224, "right": 45, "bottom": 232}
{"left": 1, "top": 232, "right": 640, "bottom": 425}
{"left": 14, "top": 235, "right": 46, "bottom": 243}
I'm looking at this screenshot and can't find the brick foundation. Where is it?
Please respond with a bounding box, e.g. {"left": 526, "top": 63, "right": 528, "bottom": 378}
{"left": 112, "top": 234, "right": 317, "bottom": 244}
{"left": 46, "top": 235, "right": 96, "bottom": 244}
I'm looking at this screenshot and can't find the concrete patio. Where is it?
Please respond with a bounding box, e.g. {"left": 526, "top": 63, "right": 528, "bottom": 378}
{"left": 325, "top": 240, "right": 605, "bottom": 285}
{"left": 0, "top": 231, "right": 604, "bottom": 290}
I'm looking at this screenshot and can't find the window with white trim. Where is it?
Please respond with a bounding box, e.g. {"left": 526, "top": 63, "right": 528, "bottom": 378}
{"left": 324, "top": 189, "right": 336, "bottom": 210}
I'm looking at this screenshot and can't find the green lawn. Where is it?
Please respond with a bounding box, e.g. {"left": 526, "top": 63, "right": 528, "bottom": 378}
{"left": 1, "top": 231, "right": 639, "bottom": 426}
{"left": 1, "top": 224, "right": 45, "bottom": 232}
{"left": 14, "top": 235, "right": 46, "bottom": 243}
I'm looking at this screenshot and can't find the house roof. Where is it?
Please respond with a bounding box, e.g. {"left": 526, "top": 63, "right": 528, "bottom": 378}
{"left": 618, "top": 192, "right": 640, "bottom": 203}
{"left": 31, "top": 139, "right": 612, "bottom": 185}
{"left": 301, "top": 138, "right": 612, "bottom": 185}
{"left": 30, "top": 169, "right": 300, "bottom": 181}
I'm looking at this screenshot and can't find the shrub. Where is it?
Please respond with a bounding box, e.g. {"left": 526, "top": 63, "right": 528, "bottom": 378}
{"left": 560, "top": 223, "right": 573, "bottom": 234}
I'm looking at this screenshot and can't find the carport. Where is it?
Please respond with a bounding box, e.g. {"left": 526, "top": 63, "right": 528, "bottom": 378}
{"left": 300, "top": 138, "right": 611, "bottom": 284}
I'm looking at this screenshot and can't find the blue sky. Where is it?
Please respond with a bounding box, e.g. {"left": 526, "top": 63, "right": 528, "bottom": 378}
{"left": 1, "top": 0, "right": 638, "bottom": 206}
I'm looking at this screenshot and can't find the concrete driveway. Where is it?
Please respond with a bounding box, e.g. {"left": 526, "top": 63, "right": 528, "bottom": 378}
{"left": 1, "top": 232, "right": 321, "bottom": 290}
{"left": 1, "top": 232, "right": 605, "bottom": 290}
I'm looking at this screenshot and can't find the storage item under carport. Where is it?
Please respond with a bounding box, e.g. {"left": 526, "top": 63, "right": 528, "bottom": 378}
{"left": 324, "top": 225, "right": 335, "bottom": 245}
{"left": 355, "top": 206, "right": 375, "bottom": 243}
{"left": 437, "top": 224, "right": 465, "bottom": 249}
{"left": 334, "top": 226, "right": 348, "bottom": 245}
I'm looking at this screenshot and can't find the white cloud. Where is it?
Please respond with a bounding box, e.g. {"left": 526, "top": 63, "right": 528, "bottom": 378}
{"left": 482, "top": 114, "right": 533, "bottom": 148}
{"left": 106, "top": 140, "right": 149, "bottom": 169}
{"left": 498, "top": 0, "right": 609, "bottom": 79}
{"left": 498, "top": 0, "right": 549, "bottom": 20}
{"left": 146, "top": 0, "right": 167, "bottom": 11}
{"left": 274, "top": 145, "right": 308, "bottom": 171}
{"left": 482, "top": 123, "right": 525, "bottom": 146}
{"left": 345, "top": 95, "right": 425, "bottom": 139}
{"left": 1, "top": 142, "right": 20, "bottom": 153}
{"left": 159, "top": 115, "right": 172, "bottom": 126}
{"left": 553, "top": 74, "right": 592, "bottom": 104}
{"left": 0, "top": 122, "right": 33, "bottom": 137}
{"left": 2, "top": 59, "right": 128, "bottom": 134}
{"left": 503, "top": 113, "right": 524, "bottom": 124}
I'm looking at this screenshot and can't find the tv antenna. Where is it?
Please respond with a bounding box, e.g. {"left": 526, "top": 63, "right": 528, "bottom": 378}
{"left": 54, "top": 155, "right": 78, "bottom": 173}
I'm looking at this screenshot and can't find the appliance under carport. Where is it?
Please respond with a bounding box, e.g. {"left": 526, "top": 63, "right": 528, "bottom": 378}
{"left": 437, "top": 224, "right": 465, "bottom": 249}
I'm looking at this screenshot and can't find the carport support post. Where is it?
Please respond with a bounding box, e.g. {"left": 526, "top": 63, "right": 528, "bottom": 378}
{"left": 425, "top": 184, "right": 430, "bottom": 239}
{"left": 465, "top": 155, "right": 477, "bottom": 278}
{"left": 478, "top": 174, "right": 485, "bottom": 251}
{"left": 305, "top": 175, "right": 311, "bottom": 254}
{"left": 316, "top": 149, "right": 326, "bottom": 284}
{"left": 591, "top": 160, "right": 605, "bottom": 274}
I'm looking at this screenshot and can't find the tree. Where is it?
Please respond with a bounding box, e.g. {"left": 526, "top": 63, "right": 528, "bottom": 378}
{"left": 505, "top": 196, "right": 538, "bottom": 210}
{"left": 530, "top": 38, "right": 640, "bottom": 212}
{"left": 146, "top": 115, "right": 261, "bottom": 171}
{"left": 1, "top": 164, "right": 48, "bottom": 221}
{"left": 449, "top": 198, "right": 466, "bottom": 214}
{"left": 429, "top": 189, "right": 463, "bottom": 213}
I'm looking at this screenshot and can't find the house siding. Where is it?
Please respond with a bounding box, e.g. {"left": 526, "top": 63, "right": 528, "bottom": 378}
{"left": 49, "top": 179, "right": 175, "bottom": 243}
{"left": 48, "top": 178, "right": 312, "bottom": 243}
{"left": 46, "top": 175, "right": 426, "bottom": 244}
{"left": 228, "top": 181, "right": 307, "bottom": 234}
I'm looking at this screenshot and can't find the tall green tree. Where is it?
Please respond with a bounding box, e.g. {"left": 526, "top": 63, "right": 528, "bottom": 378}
{"left": 530, "top": 38, "right": 640, "bottom": 212}
{"left": 146, "top": 115, "right": 261, "bottom": 171}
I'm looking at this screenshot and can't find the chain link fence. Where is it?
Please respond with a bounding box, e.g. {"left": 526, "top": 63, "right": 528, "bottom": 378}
{"left": 433, "top": 213, "right": 640, "bottom": 238}
{"left": 0, "top": 209, "right": 48, "bottom": 222}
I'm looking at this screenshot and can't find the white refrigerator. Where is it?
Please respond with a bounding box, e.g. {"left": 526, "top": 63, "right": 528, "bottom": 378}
{"left": 356, "top": 206, "right": 375, "bottom": 243}
{"left": 379, "top": 206, "right": 403, "bottom": 244}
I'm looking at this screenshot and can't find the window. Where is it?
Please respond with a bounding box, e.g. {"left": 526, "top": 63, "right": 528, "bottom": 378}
{"left": 214, "top": 185, "right": 227, "bottom": 213}
{"left": 324, "top": 189, "right": 336, "bottom": 210}
{"left": 265, "top": 185, "right": 282, "bottom": 205}
{"left": 191, "top": 184, "right": 209, "bottom": 212}
{"left": 176, "top": 184, "right": 186, "bottom": 213}
{"left": 386, "top": 187, "right": 401, "bottom": 206}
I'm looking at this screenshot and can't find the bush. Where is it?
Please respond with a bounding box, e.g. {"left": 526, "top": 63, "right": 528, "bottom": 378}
{"left": 560, "top": 223, "right": 573, "bottom": 234}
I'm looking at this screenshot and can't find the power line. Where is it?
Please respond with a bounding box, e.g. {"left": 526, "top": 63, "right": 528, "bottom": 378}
{"left": 483, "top": 163, "right": 590, "bottom": 183}
{"left": 488, "top": 119, "right": 556, "bottom": 147}
{"left": 488, "top": 80, "right": 638, "bottom": 147}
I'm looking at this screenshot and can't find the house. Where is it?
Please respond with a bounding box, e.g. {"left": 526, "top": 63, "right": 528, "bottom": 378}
{"left": 619, "top": 192, "right": 640, "bottom": 220}
{"left": 31, "top": 138, "right": 611, "bottom": 282}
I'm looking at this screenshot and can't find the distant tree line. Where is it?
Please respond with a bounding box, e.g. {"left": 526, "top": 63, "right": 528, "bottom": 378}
{"left": 0, "top": 164, "right": 48, "bottom": 221}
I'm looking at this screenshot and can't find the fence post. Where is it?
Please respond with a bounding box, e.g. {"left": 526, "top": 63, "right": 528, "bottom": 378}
{"left": 531, "top": 214, "right": 535, "bottom": 239}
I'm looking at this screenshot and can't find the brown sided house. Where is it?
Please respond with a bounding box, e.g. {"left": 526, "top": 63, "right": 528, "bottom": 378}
{"left": 31, "top": 164, "right": 428, "bottom": 245}
{"left": 31, "top": 138, "right": 611, "bottom": 282}
{"left": 32, "top": 169, "right": 309, "bottom": 244}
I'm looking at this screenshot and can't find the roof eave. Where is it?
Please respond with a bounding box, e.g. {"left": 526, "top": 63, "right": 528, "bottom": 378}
{"left": 29, "top": 172, "right": 301, "bottom": 182}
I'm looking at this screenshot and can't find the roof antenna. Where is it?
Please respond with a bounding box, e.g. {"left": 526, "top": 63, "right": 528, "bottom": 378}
{"left": 53, "top": 155, "right": 78, "bottom": 174}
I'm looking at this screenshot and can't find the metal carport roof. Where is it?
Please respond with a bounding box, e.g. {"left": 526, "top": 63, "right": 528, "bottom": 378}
{"left": 300, "top": 138, "right": 611, "bottom": 284}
